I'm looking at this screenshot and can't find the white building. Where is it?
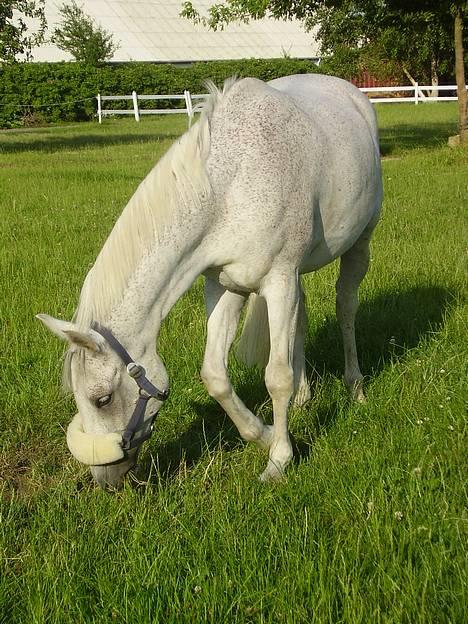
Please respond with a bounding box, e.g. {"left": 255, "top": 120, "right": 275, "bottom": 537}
{"left": 29, "top": 0, "right": 319, "bottom": 63}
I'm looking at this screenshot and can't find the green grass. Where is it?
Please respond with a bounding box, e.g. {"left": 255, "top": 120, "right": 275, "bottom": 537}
{"left": 0, "top": 103, "right": 466, "bottom": 623}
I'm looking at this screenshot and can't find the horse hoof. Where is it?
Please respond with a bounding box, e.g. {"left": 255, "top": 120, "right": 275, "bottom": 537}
{"left": 345, "top": 377, "right": 366, "bottom": 404}
{"left": 354, "top": 390, "right": 366, "bottom": 404}
{"left": 293, "top": 382, "right": 311, "bottom": 407}
{"left": 259, "top": 460, "right": 285, "bottom": 483}
{"left": 352, "top": 383, "right": 366, "bottom": 403}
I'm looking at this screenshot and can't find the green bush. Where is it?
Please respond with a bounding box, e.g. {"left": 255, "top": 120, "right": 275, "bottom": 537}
{"left": 0, "top": 58, "right": 322, "bottom": 127}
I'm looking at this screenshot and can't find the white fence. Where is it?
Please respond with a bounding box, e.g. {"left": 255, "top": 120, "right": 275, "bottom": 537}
{"left": 361, "top": 84, "right": 464, "bottom": 104}
{"left": 96, "top": 90, "right": 206, "bottom": 123}
{"left": 97, "top": 84, "right": 465, "bottom": 122}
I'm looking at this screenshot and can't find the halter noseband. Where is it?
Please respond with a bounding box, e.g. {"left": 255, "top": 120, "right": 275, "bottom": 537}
{"left": 92, "top": 323, "right": 169, "bottom": 452}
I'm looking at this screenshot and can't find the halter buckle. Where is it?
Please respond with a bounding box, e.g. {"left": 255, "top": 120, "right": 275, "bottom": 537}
{"left": 157, "top": 388, "right": 170, "bottom": 401}
{"left": 127, "top": 362, "right": 144, "bottom": 379}
{"left": 139, "top": 387, "right": 152, "bottom": 400}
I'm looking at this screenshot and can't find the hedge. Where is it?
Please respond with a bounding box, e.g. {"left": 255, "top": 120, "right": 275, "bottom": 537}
{"left": 0, "top": 58, "right": 323, "bottom": 128}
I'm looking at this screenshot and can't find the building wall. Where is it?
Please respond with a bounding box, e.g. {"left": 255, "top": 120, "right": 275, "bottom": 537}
{"left": 30, "top": 0, "right": 319, "bottom": 63}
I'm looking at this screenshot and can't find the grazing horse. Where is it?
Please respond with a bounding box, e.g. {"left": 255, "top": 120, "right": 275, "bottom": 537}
{"left": 37, "top": 74, "right": 382, "bottom": 489}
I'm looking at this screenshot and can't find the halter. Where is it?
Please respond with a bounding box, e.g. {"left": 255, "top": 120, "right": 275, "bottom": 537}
{"left": 92, "top": 323, "right": 169, "bottom": 452}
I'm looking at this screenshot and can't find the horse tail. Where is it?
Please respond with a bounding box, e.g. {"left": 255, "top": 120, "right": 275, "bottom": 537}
{"left": 236, "top": 293, "right": 270, "bottom": 368}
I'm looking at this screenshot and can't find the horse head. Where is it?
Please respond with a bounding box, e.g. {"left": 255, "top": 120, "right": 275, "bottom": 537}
{"left": 37, "top": 314, "right": 169, "bottom": 489}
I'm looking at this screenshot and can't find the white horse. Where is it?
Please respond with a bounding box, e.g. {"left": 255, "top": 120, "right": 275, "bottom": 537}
{"left": 37, "top": 74, "right": 382, "bottom": 489}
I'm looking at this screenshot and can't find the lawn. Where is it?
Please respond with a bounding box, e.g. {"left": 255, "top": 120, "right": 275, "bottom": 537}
{"left": 0, "top": 102, "right": 466, "bottom": 623}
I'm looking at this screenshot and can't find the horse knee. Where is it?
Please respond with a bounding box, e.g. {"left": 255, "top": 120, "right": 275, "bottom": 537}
{"left": 201, "top": 365, "right": 231, "bottom": 401}
{"left": 265, "top": 361, "right": 294, "bottom": 401}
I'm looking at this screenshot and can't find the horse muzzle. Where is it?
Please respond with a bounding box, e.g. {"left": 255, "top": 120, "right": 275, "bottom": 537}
{"left": 89, "top": 454, "right": 138, "bottom": 489}
{"left": 66, "top": 413, "right": 126, "bottom": 466}
{"left": 67, "top": 413, "right": 141, "bottom": 489}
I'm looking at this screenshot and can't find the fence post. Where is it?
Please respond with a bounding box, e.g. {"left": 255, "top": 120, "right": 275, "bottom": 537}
{"left": 97, "top": 93, "right": 102, "bottom": 123}
{"left": 415, "top": 83, "right": 419, "bottom": 105}
{"left": 184, "top": 90, "right": 193, "bottom": 121}
{"left": 132, "top": 91, "right": 140, "bottom": 122}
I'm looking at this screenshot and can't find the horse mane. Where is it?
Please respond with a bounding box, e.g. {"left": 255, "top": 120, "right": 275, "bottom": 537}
{"left": 74, "top": 78, "right": 237, "bottom": 330}
{"left": 62, "top": 77, "right": 238, "bottom": 390}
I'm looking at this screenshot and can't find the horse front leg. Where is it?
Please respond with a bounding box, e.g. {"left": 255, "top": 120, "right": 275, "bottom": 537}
{"left": 201, "top": 279, "right": 273, "bottom": 449}
{"left": 260, "top": 269, "right": 300, "bottom": 481}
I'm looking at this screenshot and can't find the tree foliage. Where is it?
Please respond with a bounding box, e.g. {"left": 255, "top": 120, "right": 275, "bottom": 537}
{"left": 182, "top": 0, "right": 467, "bottom": 139}
{"left": 182, "top": 0, "right": 463, "bottom": 83}
{"left": 312, "top": 2, "right": 456, "bottom": 83}
{"left": 52, "top": 1, "right": 119, "bottom": 66}
{"left": 0, "top": 0, "right": 46, "bottom": 63}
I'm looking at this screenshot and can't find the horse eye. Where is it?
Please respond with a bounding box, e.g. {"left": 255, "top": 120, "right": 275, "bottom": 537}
{"left": 95, "top": 394, "right": 112, "bottom": 408}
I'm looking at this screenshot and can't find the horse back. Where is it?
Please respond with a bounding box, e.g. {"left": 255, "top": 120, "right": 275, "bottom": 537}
{"left": 205, "top": 75, "right": 382, "bottom": 275}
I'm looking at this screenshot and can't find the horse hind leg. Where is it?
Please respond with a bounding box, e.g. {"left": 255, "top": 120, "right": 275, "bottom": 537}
{"left": 236, "top": 289, "right": 310, "bottom": 407}
{"left": 336, "top": 230, "right": 372, "bottom": 403}
{"left": 292, "top": 284, "right": 311, "bottom": 407}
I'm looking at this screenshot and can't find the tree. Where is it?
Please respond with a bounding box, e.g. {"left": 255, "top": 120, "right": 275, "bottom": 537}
{"left": 0, "top": 0, "right": 46, "bottom": 63}
{"left": 387, "top": 1, "right": 467, "bottom": 143}
{"left": 182, "top": 0, "right": 468, "bottom": 143}
{"left": 302, "top": 2, "right": 455, "bottom": 87}
{"left": 52, "top": 1, "right": 118, "bottom": 66}
{"left": 454, "top": 1, "right": 468, "bottom": 140}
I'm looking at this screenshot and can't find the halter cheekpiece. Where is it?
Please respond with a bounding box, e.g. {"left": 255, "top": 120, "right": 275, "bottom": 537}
{"left": 92, "top": 323, "right": 169, "bottom": 452}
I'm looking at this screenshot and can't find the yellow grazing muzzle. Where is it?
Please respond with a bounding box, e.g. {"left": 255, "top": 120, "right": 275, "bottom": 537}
{"left": 66, "top": 414, "right": 125, "bottom": 466}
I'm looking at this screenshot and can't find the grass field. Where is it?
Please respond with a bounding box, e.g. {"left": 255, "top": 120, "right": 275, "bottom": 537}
{"left": 0, "top": 102, "right": 466, "bottom": 623}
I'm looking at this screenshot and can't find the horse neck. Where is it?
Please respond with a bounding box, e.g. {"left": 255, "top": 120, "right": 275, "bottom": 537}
{"left": 108, "top": 217, "right": 210, "bottom": 358}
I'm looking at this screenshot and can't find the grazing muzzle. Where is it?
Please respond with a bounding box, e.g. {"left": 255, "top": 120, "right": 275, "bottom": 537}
{"left": 66, "top": 323, "right": 169, "bottom": 466}
{"left": 67, "top": 413, "right": 125, "bottom": 465}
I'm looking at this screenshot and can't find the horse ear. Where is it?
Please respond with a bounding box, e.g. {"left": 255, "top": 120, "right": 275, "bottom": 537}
{"left": 36, "top": 313, "right": 75, "bottom": 339}
{"left": 36, "top": 314, "right": 103, "bottom": 352}
{"left": 63, "top": 330, "right": 102, "bottom": 352}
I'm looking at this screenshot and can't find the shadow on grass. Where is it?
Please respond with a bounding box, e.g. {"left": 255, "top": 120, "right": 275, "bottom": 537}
{"left": 307, "top": 284, "right": 454, "bottom": 379}
{"left": 134, "top": 404, "right": 244, "bottom": 485}
{"left": 134, "top": 284, "right": 455, "bottom": 488}
{"left": 0, "top": 132, "right": 181, "bottom": 154}
{"left": 379, "top": 121, "right": 456, "bottom": 156}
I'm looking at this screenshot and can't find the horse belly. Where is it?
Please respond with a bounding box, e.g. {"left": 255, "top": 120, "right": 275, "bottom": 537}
{"left": 299, "top": 245, "right": 336, "bottom": 273}
{"left": 296, "top": 185, "right": 379, "bottom": 274}
{"left": 299, "top": 238, "right": 350, "bottom": 273}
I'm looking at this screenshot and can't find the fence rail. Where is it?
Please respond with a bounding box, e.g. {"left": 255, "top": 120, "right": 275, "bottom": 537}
{"left": 96, "top": 90, "right": 206, "bottom": 122}
{"left": 96, "top": 84, "right": 466, "bottom": 122}
{"left": 361, "top": 84, "right": 465, "bottom": 104}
